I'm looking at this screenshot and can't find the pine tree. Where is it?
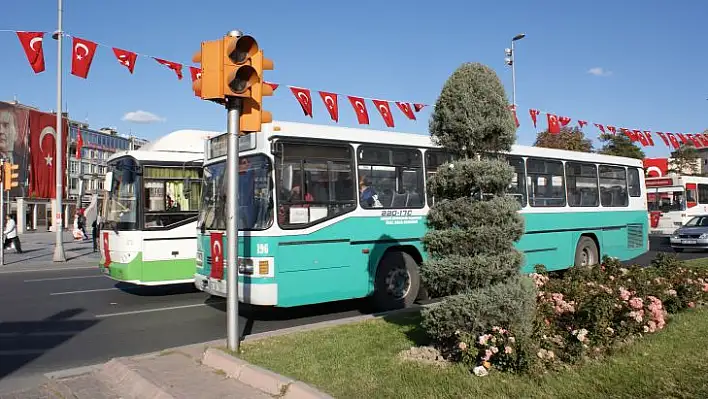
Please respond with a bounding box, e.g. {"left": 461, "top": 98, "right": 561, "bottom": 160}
{"left": 597, "top": 133, "right": 645, "bottom": 159}
{"left": 420, "top": 63, "right": 537, "bottom": 354}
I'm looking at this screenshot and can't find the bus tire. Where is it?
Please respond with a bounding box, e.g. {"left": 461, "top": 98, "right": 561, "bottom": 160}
{"left": 574, "top": 236, "right": 599, "bottom": 267}
{"left": 372, "top": 250, "right": 420, "bottom": 311}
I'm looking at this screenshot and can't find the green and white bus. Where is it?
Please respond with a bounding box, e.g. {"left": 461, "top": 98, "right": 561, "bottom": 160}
{"left": 194, "top": 121, "right": 648, "bottom": 310}
{"left": 99, "top": 129, "right": 220, "bottom": 285}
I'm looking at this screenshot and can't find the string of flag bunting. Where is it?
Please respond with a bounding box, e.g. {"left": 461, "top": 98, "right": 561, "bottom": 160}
{"left": 10, "top": 30, "right": 428, "bottom": 129}
{"left": 508, "top": 105, "right": 707, "bottom": 151}
{"left": 9, "top": 30, "right": 700, "bottom": 147}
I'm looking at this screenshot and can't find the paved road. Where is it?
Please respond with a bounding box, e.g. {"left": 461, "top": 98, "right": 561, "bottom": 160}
{"left": 0, "top": 232, "right": 705, "bottom": 394}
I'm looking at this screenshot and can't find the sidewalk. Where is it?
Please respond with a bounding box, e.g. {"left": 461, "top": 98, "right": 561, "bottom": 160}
{"left": 0, "top": 340, "right": 332, "bottom": 399}
{"left": 0, "top": 231, "right": 98, "bottom": 271}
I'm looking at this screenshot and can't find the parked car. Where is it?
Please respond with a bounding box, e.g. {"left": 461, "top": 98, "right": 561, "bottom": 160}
{"left": 669, "top": 215, "right": 708, "bottom": 252}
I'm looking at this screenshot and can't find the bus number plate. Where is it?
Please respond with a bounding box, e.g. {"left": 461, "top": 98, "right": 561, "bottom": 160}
{"left": 208, "top": 278, "right": 226, "bottom": 293}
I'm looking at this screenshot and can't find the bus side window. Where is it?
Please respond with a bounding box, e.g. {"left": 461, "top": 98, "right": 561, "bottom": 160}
{"left": 627, "top": 168, "right": 641, "bottom": 197}
{"left": 698, "top": 184, "right": 708, "bottom": 204}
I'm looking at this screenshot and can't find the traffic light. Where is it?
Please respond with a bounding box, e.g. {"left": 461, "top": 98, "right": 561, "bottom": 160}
{"left": 192, "top": 39, "right": 225, "bottom": 102}
{"left": 3, "top": 163, "right": 18, "bottom": 191}
{"left": 192, "top": 33, "right": 274, "bottom": 134}
{"left": 223, "top": 35, "right": 274, "bottom": 134}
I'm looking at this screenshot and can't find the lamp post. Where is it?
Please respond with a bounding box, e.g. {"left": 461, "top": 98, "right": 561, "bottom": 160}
{"left": 52, "top": 0, "right": 66, "bottom": 262}
{"left": 504, "top": 33, "right": 526, "bottom": 107}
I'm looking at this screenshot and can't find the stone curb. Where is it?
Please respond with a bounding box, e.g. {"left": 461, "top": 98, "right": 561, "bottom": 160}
{"left": 94, "top": 358, "right": 173, "bottom": 399}
{"left": 201, "top": 347, "right": 334, "bottom": 398}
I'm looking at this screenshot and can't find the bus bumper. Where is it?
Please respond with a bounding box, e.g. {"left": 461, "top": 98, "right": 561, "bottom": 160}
{"left": 194, "top": 274, "right": 278, "bottom": 306}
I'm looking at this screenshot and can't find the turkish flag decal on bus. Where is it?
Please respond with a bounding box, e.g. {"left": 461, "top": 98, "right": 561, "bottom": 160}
{"left": 210, "top": 232, "right": 224, "bottom": 280}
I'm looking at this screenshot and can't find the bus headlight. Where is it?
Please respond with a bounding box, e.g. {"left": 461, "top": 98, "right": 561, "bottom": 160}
{"left": 238, "top": 258, "right": 254, "bottom": 275}
{"left": 700, "top": 233, "right": 708, "bottom": 239}
{"left": 672, "top": 229, "right": 680, "bottom": 238}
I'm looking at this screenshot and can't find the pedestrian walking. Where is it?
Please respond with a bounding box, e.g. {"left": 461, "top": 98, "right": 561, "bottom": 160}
{"left": 92, "top": 216, "right": 99, "bottom": 252}
{"left": 3, "top": 214, "right": 22, "bottom": 253}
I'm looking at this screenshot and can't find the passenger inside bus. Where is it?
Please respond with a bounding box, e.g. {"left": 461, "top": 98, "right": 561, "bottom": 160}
{"left": 359, "top": 175, "right": 383, "bottom": 208}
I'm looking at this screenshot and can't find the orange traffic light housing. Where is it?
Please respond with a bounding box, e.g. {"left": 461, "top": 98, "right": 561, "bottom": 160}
{"left": 192, "top": 39, "right": 226, "bottom": 102}
{"left": 3, "top": 163, "right": 18, "bottom": 191}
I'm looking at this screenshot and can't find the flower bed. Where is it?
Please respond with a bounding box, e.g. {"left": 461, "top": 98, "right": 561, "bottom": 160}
{"left": 453, "top": 253, "right": 708, "bottom": 375}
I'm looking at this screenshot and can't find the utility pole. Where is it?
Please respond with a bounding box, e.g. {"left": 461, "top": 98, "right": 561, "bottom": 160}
{"left": 52, "top": 0, "right": 66, "bottom": 262}
{"left": 504, "top": 33, "right": 526, "bottom": 107}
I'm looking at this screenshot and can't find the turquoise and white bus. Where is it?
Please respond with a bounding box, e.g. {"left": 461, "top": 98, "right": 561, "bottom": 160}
{"left": 194, "top": 121, "right": 648, "bottom": 310}
{"left": 99, "top": 129, "right": 220, "bottom": 285}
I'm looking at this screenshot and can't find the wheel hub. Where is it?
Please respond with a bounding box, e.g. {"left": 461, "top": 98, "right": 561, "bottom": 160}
{"left": 385, "top": 267, "right": 411, "bottom": 299}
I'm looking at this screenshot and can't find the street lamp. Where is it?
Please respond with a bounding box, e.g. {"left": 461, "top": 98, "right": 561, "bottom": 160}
{"left": 505, "top": 33, "right": 526, "bottom": 107}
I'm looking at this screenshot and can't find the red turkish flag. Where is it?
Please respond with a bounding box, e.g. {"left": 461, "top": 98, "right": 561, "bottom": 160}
{"left": 112, "top": 48, "right": 137, "bottom": 74}
{"left": 348, "top": 96, "right": 370, "bottom": 125}
{"left": 529, "top": 109, "right": 540, "bottom": 127}
{"left": 396, "top": 102, "right": 416, "bottom": 120}
{"left": 76, "top": 126, "right": 83, "bottom": 158}
{"left": 508, "top": 105, "right": 520, "bottom": 128}
{"left": 656, "top": 132, "right": 670, "bottom": 147}
{"left": 607, "top": 126, "right": 617, "bottom": 135}
{"left": 666, "top": 133, "right": 680, "bottom": 149}
{"left": 643, "top": 131, "right": 655, "bottom": 146}
{"left": 189, "top": 67, "right": 201, "bottom": 82}
{"left": 318, "top": 91, "right": 339, "bottom": 122}
{"left": 290, "top": 87, "right": 313, "bottom": 117}
{"left": 154, "top": 58, "right": 183, "bottom": 80}
{"left": 71, "top": 37, "right": 98, "bottom": 79}
{"left": 633, "top": 130, "right": 649, "bottom": 146}
{"left": 547, "top": 113, "right": 561, "bottom": 134}
{"left": 16, "top": 31, "right": 45, "bottom": 74}
{"left": 676, "top": 133, "right": 688, "bottom": 144}
{"left": 686, "top": 134, "right": 703, "bottom": 148}
{"left": 265, "top": 82, "right": 279, "bottom": 91}
{"left": 558, "top": 116, "right": 571, "bottom": 126}
{"left": 210, "top": 232, "right": 224, "bottom": 280}
{"left": 697, "top": 133, "right": 708, "bottom": 147}
{"left": 622, "top": 128, "right": 638, "bottom": 142}
{"left": 372, "top": 99, "right": 394, "bottom": 128}
{"left": 594, "top": 123, "right": 606, "bottom": 134}
{"left": 578, "top": 120, "right": 588, "bottom": 128}
{"left": 413, "top": 103, "right": 425, "bottom": 112}
{"left": 28, "top": 109, "right": 68, "bottom": 198}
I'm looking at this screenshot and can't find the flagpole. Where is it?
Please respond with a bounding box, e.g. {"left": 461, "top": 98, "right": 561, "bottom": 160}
{"left": 53, "top": 0, "right": 66, "bottom": 262}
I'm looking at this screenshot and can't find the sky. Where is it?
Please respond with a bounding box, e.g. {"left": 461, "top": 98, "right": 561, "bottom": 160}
{"left": 1, "top": 0, "right": 706, "bottom": 158}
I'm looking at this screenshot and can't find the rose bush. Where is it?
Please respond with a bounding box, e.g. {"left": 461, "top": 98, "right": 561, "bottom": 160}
{"left": 451, "top": 254, "right": 708, "bottom": 375}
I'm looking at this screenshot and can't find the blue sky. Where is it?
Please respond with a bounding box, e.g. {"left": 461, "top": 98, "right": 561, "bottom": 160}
{"left": 1, "top": 0, "right": 706, "bottom": 157}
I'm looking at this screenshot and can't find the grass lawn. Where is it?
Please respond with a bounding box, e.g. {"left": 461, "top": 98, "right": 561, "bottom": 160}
{"left": 239, "top": 307, "right": 708, "bottom": 399}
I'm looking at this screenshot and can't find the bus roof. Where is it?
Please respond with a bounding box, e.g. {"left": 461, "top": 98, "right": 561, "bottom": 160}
{"left": 259, "top": 121, "right": 644, "bottom": 168}
{"left": 108, "top": 129, "right": 222, "bottom": 164}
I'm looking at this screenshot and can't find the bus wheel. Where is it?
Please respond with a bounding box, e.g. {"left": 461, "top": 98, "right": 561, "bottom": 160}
{"left": 372, "top": 250, "right": 420, "bottom": 311}
{"left": 574, "top": 236, "right": 599, "bottom": 267}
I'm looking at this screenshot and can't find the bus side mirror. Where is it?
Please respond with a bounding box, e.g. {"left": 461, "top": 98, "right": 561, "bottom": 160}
{"left": 183, "top": 178, "right": 191, "bottom": 199}
{"left": 283, "top": 165, "right": 293, "bottom": 191}
{"left": 104, "top": 171, "right": 113, "bottom": 192}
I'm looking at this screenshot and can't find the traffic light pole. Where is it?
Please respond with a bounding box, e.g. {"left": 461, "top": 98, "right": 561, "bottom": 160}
{"left": 226, "top": 94, "right": 242, "bottom": 353}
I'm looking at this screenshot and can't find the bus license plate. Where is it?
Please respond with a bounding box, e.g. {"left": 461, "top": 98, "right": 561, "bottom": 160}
{"left": 208, "top": 278, "right": 225, "bottom": 293}
{"left": 682, "top": 240, "right": 697, "bottom": 245}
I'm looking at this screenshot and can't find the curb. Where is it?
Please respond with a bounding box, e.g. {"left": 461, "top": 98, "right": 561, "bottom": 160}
{"left": 94, "top": 358, "right": 171, "bottom": 399}
{"left": 201, "top": 347, "right": 333, "bottom": 399}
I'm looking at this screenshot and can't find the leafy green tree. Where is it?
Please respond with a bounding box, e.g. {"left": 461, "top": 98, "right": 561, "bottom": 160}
{"left": 668, "top": 142, "right": 700, "bottom": 175}
{"left": 420, "top": 63, "right": 537, "bottom": 357}
{"left": 534, "top": 126, "right": 593, "bottom": 152}
{"left": 597, "top": 133, "right": 645, "bottom": 159}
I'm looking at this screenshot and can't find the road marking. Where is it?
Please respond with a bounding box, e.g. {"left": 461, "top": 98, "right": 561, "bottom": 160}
{"left": 94, "top": 302, "right": 224, "bottom": 318}
{"left": 50, "top": 287, "right": 119, "bottom": 296}
{"left": 24, "top": 275, "right": 103, "bottom": 283}
{"left": 0, "top": 266, "right": 96, "bottom": 274}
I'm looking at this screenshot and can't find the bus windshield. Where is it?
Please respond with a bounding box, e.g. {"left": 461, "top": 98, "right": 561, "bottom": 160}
{"left": 199, "top": 154, "right": 273, "bottom": 231}
{"left": 105, "top": 157, "right": 139, "bottom": 230}
{"left": 648, "top": 186, "right": 685, "bottom": 212}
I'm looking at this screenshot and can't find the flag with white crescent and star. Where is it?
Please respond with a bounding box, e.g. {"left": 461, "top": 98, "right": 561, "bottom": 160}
{"left": 372, "top": 99, "right": 394, "bottom": 128}
{"left": 112, "top": 47, "right": 137, "bottom": 74}
{"left": 289, "top": 87, "right": 313, "bottom": 117}
{"left": 71, "top": 37, "right": 98, "bottom": 79}
{"left": 28, "top": 109, "right": 68, "bottom": 198}
{"left": 546, "top": 113, "right": 561, "bottom": 134}
{"left": 16, "top": 31, "right": 45, "bottom": 74}
{"left": 154, "top": 58, "right": 183, "bottom": 80}
{"left": 348, "top": 96, "right": 369, "bottom": 125}
{"left": 318, "top": 91, "right": 339, "bottom": 122}
{"left": 396, "top": 102, "right": 416, "bottom": 120}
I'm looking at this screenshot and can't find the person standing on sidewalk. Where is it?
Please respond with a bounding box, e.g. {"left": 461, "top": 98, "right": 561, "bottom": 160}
{"left": 92, "top": 216, "right": 100, "bottom": 252}
{"left": 3, "top": 214, "right": 22, "bottom": 253}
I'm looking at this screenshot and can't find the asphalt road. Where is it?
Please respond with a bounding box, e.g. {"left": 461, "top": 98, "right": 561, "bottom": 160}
{"left": 0, "top": 233, "right": 705, "bottom": 394}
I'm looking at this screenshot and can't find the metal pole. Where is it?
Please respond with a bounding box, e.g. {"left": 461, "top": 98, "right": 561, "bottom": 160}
{"left": 225, "top": 28, "right": 243, "bottom": 353}
{"left": 1, "top": 159, "right": 5, "bottom": 267}
{"left": 53, "top": 0, "right": 66, "bottom": 262}
{"left": 511, "top": 40, "right": 516, "bottom": 107}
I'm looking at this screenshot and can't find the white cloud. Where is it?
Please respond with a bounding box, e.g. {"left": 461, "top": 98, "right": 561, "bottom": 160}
{"left": 587, "top": 67, "right": 612, "bottom": 77}
{"left": 122, "top": 110, "right": 165, "bottom": 124}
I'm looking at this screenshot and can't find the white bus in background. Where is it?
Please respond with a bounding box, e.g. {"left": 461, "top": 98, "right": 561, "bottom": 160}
{"left": 647, "top": 175, "right": 708, "bottom": 235}
{"left": 99, "top": 129, "right": 221, "bottom": 285}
